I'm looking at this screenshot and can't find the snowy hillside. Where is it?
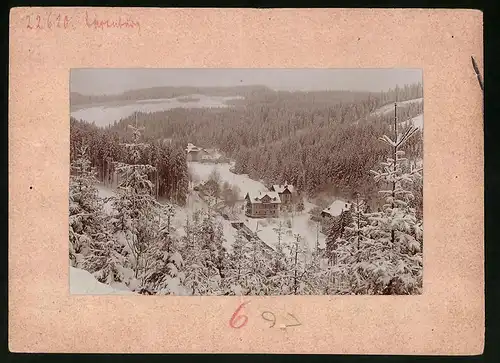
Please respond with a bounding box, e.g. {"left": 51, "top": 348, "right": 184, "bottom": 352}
{"left": 70, "top": 267, "right": 135, "bottom": 295}
{"left": 367, "top": 97, "right": 423, "bottom": 132}
{"left": 401, "top": 114, "right": 423, "bottom": 131}
{"left": 370, "top": 98, "right": 423, "bottom": 117}
{"left": 188, "top": 162, "right": 268, "bottom": 199}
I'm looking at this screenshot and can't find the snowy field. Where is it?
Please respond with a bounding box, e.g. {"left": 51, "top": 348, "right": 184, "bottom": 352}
{"left": 71, "top": 94, "right": 244, "bottom": 127}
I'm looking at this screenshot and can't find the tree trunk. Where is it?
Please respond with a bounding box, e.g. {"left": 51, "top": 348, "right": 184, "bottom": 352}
{"left": 293, "top": 237, "right": 299, "bottom": 294}
{"left": 391, "top": 102, "right": 397, "bottom": 246}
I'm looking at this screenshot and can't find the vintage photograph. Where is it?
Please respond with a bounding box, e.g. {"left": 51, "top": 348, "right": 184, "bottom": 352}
{"left": 69, "top": 69, "right": 423, "bottom": 296}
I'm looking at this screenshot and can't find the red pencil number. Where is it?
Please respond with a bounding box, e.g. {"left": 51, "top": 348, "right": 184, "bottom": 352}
{"left": 229, "top": 301, "right": 249, "bottom": 329}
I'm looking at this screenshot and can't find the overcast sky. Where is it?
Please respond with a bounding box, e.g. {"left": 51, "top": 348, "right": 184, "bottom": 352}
{"left": 70, "top": 68, "right": 422, "bottom": 95}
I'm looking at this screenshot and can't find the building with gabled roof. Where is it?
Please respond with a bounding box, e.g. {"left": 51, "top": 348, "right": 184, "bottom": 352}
{"left": 321, "top": 200, "right": 351, "bottom": 219}
{"left": 186, "top": 143, "right": 208, "bottom": 161}
{"left": 269, "top": 182, "right": 295, "bottom": 205}
{"left": 244, "top": 191, "right": 281, "bottom": 218}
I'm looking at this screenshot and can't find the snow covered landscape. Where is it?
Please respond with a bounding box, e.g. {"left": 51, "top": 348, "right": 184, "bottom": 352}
{"left": 69, "top": 69, "right": 423, "bottom": 295}
{"left": 71, "top": 94, "right": 244, "bottom": 127}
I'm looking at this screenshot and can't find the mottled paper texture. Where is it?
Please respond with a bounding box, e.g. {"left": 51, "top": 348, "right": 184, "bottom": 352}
{"left": 9, "top": 7, "right": 483, "bottom": 354}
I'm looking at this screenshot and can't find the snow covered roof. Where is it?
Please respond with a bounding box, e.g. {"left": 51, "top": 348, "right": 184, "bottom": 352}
{"left": 245, "top": 191, "right": 281, "bottom": 204}
{"left": 186, "top": 143, "right": 207, "bottom": 153}
{"left": 322, "top": 200, "right": 351, "bottom": 217}
{"left": 271, "top": 183, "right": 295, "bottom": 194}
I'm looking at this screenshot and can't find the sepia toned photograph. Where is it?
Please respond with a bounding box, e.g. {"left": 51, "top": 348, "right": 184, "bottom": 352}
{"left": 69, "top": 68, "right": 424, "bottom": 296}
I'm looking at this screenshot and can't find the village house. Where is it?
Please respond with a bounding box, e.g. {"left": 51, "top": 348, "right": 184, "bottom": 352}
{"left": 320, "top": 200, "right": 352, "bottom": 233}
{"left": 186, "top": 143, "right": 208, "bottom": 162}
{"left": 321, "top": 200, "right": 351, "bottom": 219}
{"left": 244, "top": 191, "right": 281, "bottom": 218}
{"left": 269, "top": 182, "right": 295, "bottom": 205}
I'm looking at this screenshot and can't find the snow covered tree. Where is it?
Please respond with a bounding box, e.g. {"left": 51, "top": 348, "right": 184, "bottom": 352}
{"left": 245, "top": 238, "right": 274, "bottom": 295}
{"left": 69, "top": 142, "right": 130, "bottom": 288}
{"left": 221, "top": 183, "right": 240, "bottom": 213}
{"left": 295, "top": 196, "right": 305, "bottom": 212}
{"left": 172, "top": 148, "right": 189, "bottom": 205}
{"left": 288, "top": 233, "right": 310, "bottom": 295}
{"left": 141, "top": 242, "right": 186, "bottom": 295}
{"left": 345, "top": 194, "right": 370, "bottom": 251}
{"left": 108, "top": 120, "right": 186, "bottom": 294}
{"left": 81, "top": 230, "right": 127, "bottom": 285}
{"left": 265, "top": 242, "right": 292, "bottom": 295}
{"left": 301, "top": 244, "right": 326, "bottom": 295}
{"left": 272, "top": 220, "right": 284, "bottom": 248}
{"left": 334, "top": 104, "right": 423, "bottom": 295}
{"left": 182, "top": 210, "right": 228, "bottom": 295}
{"left": 199, "top": 213, "right": 226, "bottom": 277}
{"left": 110, "top": 123, "right": 157, "bottom": 280}
{"left": 223, "top": 232, "right": 253, "bottom": 295}
{"left": 135, "top": 201, "right": 183, "bottom": 294}
{"left": 325, "top": 209, "right": 353, "bottom": 265}
{"left": 327, "top": 195, "right": 371, "bottom": 294}
{"left": 69, "top": 142, "right": 105, "bottom": 268}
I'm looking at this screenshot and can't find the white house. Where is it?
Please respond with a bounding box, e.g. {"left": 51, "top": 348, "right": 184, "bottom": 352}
{"left": 186, "top": 143, "right": 208, "bottom": 161}
{"left": 321, "top": 200, "right": 351, "bottom": 219}
{"left": 245, "top": 191, "right": 281, "bottom": 218}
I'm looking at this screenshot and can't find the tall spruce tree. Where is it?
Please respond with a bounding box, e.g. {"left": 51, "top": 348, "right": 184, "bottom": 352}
{"left": 325, "top": 209, "right": 354, "bottom": 265}
{"left": 334, "top": 104, "right": 423, "bottom": 295}
{"left": 69, "top": 142, "right": 105, "bottom": 268}
{"left": 110, "top": 119, "right": 182, "bottom": 293}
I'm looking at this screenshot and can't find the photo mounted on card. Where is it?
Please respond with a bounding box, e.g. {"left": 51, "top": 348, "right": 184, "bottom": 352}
{"left": 9, "top": 7, "right": 483, "bottom": 354}
{"left": 68, "top": 68, "right": 424, "bottom": 296}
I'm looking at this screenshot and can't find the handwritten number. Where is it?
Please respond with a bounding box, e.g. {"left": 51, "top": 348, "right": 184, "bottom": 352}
{"left": 229, "top": 301, "right": 249, "bottom": 329}
{"left": 24, "top": 13, "right": 70, "bottom": 30}
{"left": 261, "top": 311, "right": 276, "bottom": 328}
{"left": 26, "top": 15, "right": 33, "bottom": 29}
{"left": 285, "top": 313, "right": 302, "bottom": 327}
{"left": 229, "top": 306, "right": 300, "bottom": 330}
{"left": 63, "top": 16, "right": 70, "bottom": 29}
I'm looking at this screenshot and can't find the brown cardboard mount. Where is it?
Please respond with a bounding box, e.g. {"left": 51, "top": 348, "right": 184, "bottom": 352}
{"left": 9, "top": 7, "right": 484, "bottom": 354}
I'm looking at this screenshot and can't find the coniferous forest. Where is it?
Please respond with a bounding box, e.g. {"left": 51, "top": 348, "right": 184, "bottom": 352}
{"left": 69, "top": 77, "right": 423, "bottom": 296}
